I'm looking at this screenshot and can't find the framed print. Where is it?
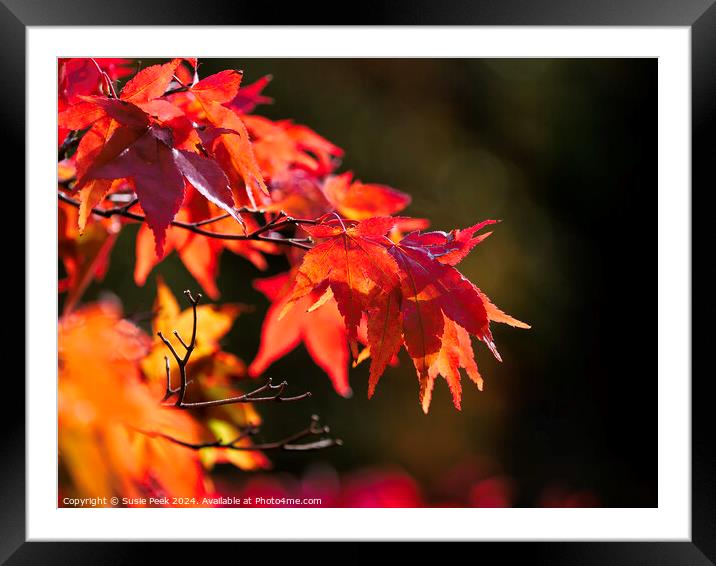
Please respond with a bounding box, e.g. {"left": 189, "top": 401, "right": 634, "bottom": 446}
{"left": 6, "top": 0, "right": 710, "bottom": 562}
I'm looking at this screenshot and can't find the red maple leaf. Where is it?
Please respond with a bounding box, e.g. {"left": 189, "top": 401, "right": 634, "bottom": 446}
{"left": 76, "top": 122, "right": 239, "bottom": 255}
{"left": 282, "top": 216, "right": 529, "bottom": 412}
{"left": 243, "top": 114, "right": 344, "bottom": 182}
{"left": 281, "top": 217, "right": 401, "bottom": 354}
{"left": 249, "top": 272, "right": 351, "bottom": 397}
{"left": 321, "top": 172, "right": 411, "bottom": 220}
{"left": 228, "top": 75, "right": 274, "bottom": 114}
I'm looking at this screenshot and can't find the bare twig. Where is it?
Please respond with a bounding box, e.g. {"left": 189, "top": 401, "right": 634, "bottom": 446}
{"left": 163, "top": 84, "right": 190, "bottom": 97}
{"left": 136, "top": 414, "right": 342, "bottom": 452}
{"left": 160, "top": 356, "right": 179, "bottom": 402}
{"left": 158, "top": 290, "right": 199, "bottom": 406}
{"left": 151, "top": 290, "right": 341, "bottom": 453}
{"left": 58, "top": 191, "right": 315, "bottom": 251}
{"left": 192, "top": 213, "right": 230, "bottom": 227}
{"left": 159, "top": 290, "right": 313, "bottom": 408}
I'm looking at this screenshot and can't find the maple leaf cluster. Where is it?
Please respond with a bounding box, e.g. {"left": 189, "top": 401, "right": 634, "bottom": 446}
{"left": 279, "top": 217, "right": 530, "bottom": 412}
{"left": 58, "top": 57, "right": 529, "bottom": 414}
{"left": 58, "top": 297, "right": 259, "bottom": 505}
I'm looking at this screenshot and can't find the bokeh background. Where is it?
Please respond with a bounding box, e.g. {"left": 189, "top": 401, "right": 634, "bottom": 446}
{"left": 67, "top": 58, "right": 656, "bottom": 507}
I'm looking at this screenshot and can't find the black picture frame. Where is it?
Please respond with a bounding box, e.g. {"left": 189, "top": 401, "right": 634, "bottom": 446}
{"left": 6, "top": 0, "right": 710, "bottom": 562}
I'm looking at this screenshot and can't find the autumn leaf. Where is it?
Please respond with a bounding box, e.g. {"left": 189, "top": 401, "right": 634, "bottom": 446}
{"left": 281, "top": 217, "right": 401, "bottom": 350}
{"left": 120, "top": 58, "right": 182, "bottom": 104}
{"left": 243, "top": 114, "right": 343, "bottom": 182}
{"left": 322, "top": 172, "right": 412, "bottom": 220}
{"left": 382, "top": 224, "right": 527, "bottom": 412}
{"left": 186, "top": 86, "right": 268, "bottom": 208}
{"left": 76, "top": 124, "right": 238, "bottom": 256}
{"left": 229, "top": 74, "right": 274, "bottom": 114}
{"left": 250, "top": 271, "right": 351, "bottom": 397}
{"left": 191, "top": 69, "right": 244, "bottom": 105}
{"left": 58, "top": 200, "right": 119, "bottom": 314}
{"left": 59, "top": 57, "right": 180, "bottom": 131}
{"left": 72, "top": 117, "right": 124, "bottom": 231}
{"left": 58, "top": 58, "right": 104, "bottom": 105}
{"left": 57, "top": 58, "right": 133, "bottom": 146}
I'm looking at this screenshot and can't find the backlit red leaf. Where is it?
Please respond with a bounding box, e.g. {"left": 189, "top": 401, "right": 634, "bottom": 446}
{"left": 120, "top": 58, "right": 182, "bottom": 104}
{"left": 243, "top": 114, "right": 343, "bottom": 181}
{"left": 250, "top": 272, "right": 351, "bottom": 397}
{"left": 229, "top": 74, "right": 273, "bottom": 114}
{"left": 286, "top": 217, "right": 528, "bottom": 411}
{"left": 192, "top": 70, "right": 243, "bottom": 105}
{"left": 282, "top": 218, "right": 400, "bottom": 345}
{"left": 322, "top": 172, "right": 412, "bottom": 220}
{"left": 199, "top": 102, "right": 268, "bottom": 207}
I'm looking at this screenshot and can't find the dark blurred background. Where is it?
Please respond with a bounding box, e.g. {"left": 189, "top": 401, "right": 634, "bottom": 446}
{"left": 73, "top": 58, "right": 657, "bottom": 507}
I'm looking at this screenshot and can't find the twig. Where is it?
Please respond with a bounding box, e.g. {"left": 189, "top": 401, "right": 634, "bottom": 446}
{"left": 158, "top": 290, "right": 199, "bottom": 406}
{"left": 192, "top": 213, "right": 230, "bottom": 227}
{"left": 136, "top": 415, "right": 342, "bottom": 452}
{"left": 160, "top": 356, "right": 178, "bottom": 402}
{"left": 151, "top": 291, "right": 341, "bottom": 453}
{"left": 159, "top": 290, "right": 313, "bottom": 408}
{"left": 165, "top": 377, "right": 312, "bottom": 408}
{"left": 58, "top": 191, "right": 315, "bottom": 251}
{"left": 163, "top": 85, "right": 190, "bottom": 97}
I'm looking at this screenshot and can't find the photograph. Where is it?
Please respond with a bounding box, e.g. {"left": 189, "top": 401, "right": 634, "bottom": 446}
{"left": 56, "top": 56, "right": 657, "bottom": 509}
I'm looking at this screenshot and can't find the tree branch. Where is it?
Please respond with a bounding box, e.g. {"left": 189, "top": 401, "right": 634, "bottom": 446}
{"left": 58, "top": 191, "right": 316, "bottom": 251}
{"left": 149, "top": 290, "right": 342, "bottom": 453}
{"left": 135, "top": 414, "right": 342, "bottom": 452}
{"left": 159, "top": 290, "right": 313, "bottom": 408}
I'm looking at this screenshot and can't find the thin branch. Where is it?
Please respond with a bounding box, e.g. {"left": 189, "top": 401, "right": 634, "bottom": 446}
{"left": 159, "top": 290, "right": 313, "bottom": 408}
{"left": 150, "top": 291, "right": 340, "bottom": 453}
{"left": 165, "top": 377, "right": 312, "bottom": 409}
{"left": 160, "top": 356, "right": 179, "bottom": 402}
{"left": 157, "top": 290, "right": 201, "bottom": 406}
{"left": 58, "top": 191, "right": 315, "bottom": 251}
{"left": 163, "top": 84, "right": 190, "bottom": 96}
{"left": 192, "top": 213, "right": 230, "bottom": 227}
{"left": 173, "top": 330, "right": 190, "bottom": 350}
{"left": 120, "top": 197, "right": 139, "bottom": 214}
{"left": 136, "top": 415, "right": 342, "bottom": 452}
